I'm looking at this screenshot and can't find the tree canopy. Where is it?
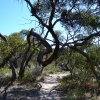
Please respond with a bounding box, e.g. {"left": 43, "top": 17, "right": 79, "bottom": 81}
{"left": 0, "top": 0, "right": 100, "bottom": 99}
{"left": 20, "top": 0, "right": 100, "bottom": 79}
{"left": 1, "top": 0, "right": 100, "bottom": 99}
{"left": 0, "top": 0, "right": 100, "bottom": 81}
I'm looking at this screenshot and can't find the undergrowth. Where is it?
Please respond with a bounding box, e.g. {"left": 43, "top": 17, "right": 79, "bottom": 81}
{"left": 58, "top": 74, "right": 100, "bottom": 100}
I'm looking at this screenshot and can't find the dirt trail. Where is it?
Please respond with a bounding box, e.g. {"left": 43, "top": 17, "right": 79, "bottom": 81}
{"left": 0, "top": 72, "right": 70, "bottom": 100}
{"left": 39, "top": 72, "right": 70, "bottom": 100}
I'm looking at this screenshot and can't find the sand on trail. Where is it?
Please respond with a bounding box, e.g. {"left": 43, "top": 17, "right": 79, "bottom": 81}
{"left": 40, "top": 72, "right": 70, "bottom": 90}
{"left": 38, "top": 72, "right": 70, "bottom": 100}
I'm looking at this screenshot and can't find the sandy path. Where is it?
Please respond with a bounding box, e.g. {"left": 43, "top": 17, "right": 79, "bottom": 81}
{"left": 0, "top": 72, "right": 70, "bottom": 100}
{"left": 38, "top": 72, "right": 70, "bottom": 100}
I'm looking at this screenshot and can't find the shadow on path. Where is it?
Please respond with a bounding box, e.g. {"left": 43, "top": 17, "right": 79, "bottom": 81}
{"left": 0, "top": 72, "right": 70, "bottom": 100}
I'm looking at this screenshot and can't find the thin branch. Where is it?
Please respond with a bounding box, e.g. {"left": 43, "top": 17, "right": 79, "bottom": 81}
{"left": 24, "top": 0, "right": 48, "bottom": 28}
{"left": 68, "top": 31, "right": 100, "bottom": 47}
{"left": 0, "top": 33, "right": 7, "bottom": 42}
{"left": 68, "top": 45, "right": 98, "bottom": 79}
{"left": 49, "top": 0, "right": 55, "bottom": 26}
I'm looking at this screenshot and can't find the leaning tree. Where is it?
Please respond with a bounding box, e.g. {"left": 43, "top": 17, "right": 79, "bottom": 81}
{"left": 17, "top": 0, "right": 100, "bottom": 79}
{"left": 1, "top": 0, "right": 100, "bottom": 80}
{"left": 0, "top": 1, "right": 100, "bottom": 97}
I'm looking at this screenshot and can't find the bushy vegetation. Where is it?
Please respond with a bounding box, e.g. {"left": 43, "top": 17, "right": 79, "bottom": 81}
{"left": 1, "top": 0, "right": 100, "bottom": 99}
{"left": 57, "top": 45, "right": 100, "bottom": 99}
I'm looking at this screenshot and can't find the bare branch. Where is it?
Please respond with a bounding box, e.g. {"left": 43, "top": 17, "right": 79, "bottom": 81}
{"left": 49, "top": 0, "right": 56, "bottom": 26}
{"left": 68, "top": 45, "right": 98, "bottom": 79}
{"left": 68, "top": 31, "right": 100, "bottom": 47}
{"left": 0, "top": 33, "right": 7, "bottom": 42}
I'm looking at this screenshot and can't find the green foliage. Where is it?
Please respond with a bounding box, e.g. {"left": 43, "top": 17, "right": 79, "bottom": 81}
{"left": 57, "top": 45, "right": 100, "bottom": 99}
{"left": 92, "top": 89, "right": 97, "bottom": 100}
{"left": 8, "top": 33, "right": 25, "bottom": 51}
{"left": 0, "top": 67, "right": 12, "bottom": 86}
{"left": 43, "top": 63, "right": 61, "bottom": 75}
{"left": 0, "top": 32, "right": 26, "bottom": 68}
{"left": 72, "top": 89, "right": 85, "bottom": 97}
{"left": 1, "top": 1, "right": 100, "bottom": 97}
{"left": 0, "top": 67, "right": 11, "bottom": 77}
{"left": 58, "top": 74, "right": 89, "bottom": 90}
{"left": 58, "top": 74, "right": 99, "bottom": 99}
{"left": 87, "top": 46, "right": 100, "bottom": 66}
{"left": 18, "top": 69, "right": 35, "bottom": 83}
{"left": 18, "top": 64, "right": 42, "bottom": 82}
{"left": 81, "top": 14, "right": 100, "bottom": 29}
